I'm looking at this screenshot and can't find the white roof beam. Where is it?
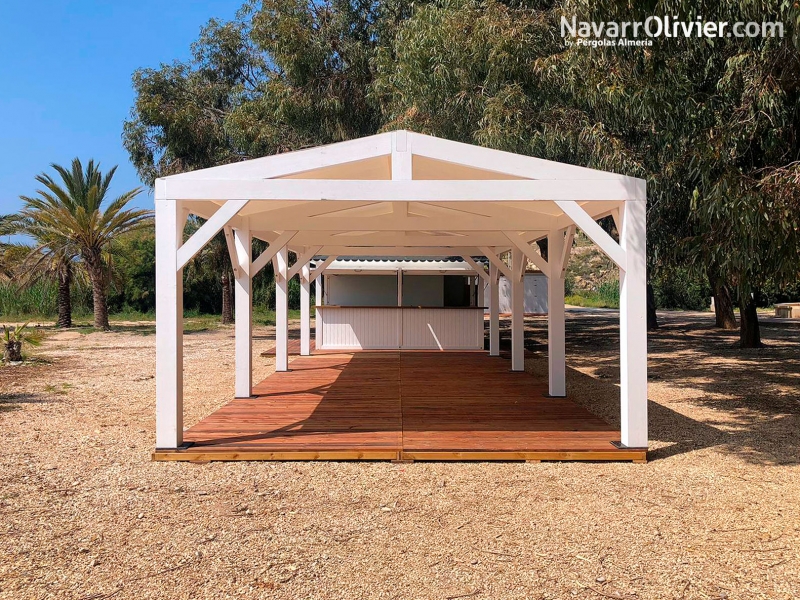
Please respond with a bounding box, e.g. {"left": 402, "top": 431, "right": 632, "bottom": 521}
{"left": 410, "top": 132, "right": 642, "bottom": 183}
{"left": 318, "top": 246, "right": 492, "bottom": 257}
{"left": 160, "top": 132, "right": 393, "bottom": 181}
{"left": 156, "top": 179, "right": 646, "bottom": 202}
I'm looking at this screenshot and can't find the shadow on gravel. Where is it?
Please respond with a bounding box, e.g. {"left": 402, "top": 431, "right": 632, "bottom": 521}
{"left": 509, "top": 309, "right": 800, "bottom": 466}
{"left": 0, "top": 392, "right": 52, "bottom": 412}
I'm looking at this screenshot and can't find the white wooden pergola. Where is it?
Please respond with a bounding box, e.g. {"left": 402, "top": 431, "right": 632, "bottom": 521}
{"left": 154, "top": 131, "right": 647, "bottom": 451}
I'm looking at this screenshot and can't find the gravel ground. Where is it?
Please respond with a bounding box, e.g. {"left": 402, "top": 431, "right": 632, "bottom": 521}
{"left": 1, "top": 310, "right": 798, "bottom": 600}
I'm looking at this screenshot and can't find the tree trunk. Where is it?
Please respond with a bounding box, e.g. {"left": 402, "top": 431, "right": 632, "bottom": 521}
{"left": 4, "top": 341, "right": 22, "bottom": 362}
{"left": 536, "top": 239, "right": 548, "bottom": 262}
{"left": 56, "top": 262, "right": 72, "bottom": 329}
{"left": 85, "top": 252, "right": 110, "bottom": 330}
{"left": 646, "top": 282, "right": 659, "bottom": 330}
{"left": 221, "top": 269, "right": 233, "bottom": 325}
{"left": 739, "top": 295, "right": 762, "bottom": 348}
{"left": 709, "top": 273, "right": 737, "bottom": 330}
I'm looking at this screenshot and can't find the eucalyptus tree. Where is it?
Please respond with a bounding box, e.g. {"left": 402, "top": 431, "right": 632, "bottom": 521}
{"left": 124, "top": 1, "right": 420, "bottom": 185}
{"left": 371, "top": 0, "right": 655, "bottom": 317}
{"left": 17, "top": 159, "right": 151, "bottom": 329}
{"left": 514, "top": 0, "right": 799, "bottom": 345}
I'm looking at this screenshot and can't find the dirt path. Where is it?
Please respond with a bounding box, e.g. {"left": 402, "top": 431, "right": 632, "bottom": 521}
{"left": 1, "top": 312, "right": 798, "bottom": 599}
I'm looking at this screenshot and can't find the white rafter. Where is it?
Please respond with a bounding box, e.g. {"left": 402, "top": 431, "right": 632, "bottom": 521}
{"left": 287, "top": 246, "right": 323, "bottom": 280}
{"left": 309, "top": 256, "right": 337, "bottom": 281}
{"left": 176, "top": 199, "right": 249, "bottom": 270}
{"left": 555, "top": 200, "right": 627, "bottom": 270}
{"left": 460, "top": 255, "right": 490, "bottom": 282}
{"left": 478, "top": 247, "right": 513, "bottom": 280}
{"left": 503, "top": 232, "right": 550, "bottom": 276}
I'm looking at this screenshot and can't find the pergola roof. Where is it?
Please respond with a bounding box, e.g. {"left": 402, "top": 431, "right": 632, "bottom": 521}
{"left": 155, "top": 130, "right": 645, "bottom": 260}
{"left": 153, "top": 130, "right": 649, "bottom": 453}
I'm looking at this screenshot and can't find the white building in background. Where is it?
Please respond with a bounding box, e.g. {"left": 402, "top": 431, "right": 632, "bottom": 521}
{"left": 314, "top": 257, "right": 550, "bottom": 351}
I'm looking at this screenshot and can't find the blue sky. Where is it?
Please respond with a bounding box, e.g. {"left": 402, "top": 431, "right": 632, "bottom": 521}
{"left": 0, "top": 1, "right": 243, "bottom": 219}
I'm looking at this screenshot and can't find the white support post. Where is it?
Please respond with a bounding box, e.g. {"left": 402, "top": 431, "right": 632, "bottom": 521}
{"left": 314, "top": 268, "right": 322, "bottom": 349}
{"left": 155, "top": 199, "right": 184, "bottom": 449}
{"left": 619, "top": 200, "right": 648, "bottom": 448}
{"left": 234, "top": 221, "right": 252, "bottom": 398}
{"left": 547, "top": 229, "right": 566, "bottom": 397}
{"left": 397, "top": 269, "right": 403, "bottom": 306}
{"left": 489, "top": 263, "right": 500, "bottom": 357}
{"left": 469, "top": 276, "right": 476, "bottom": 306}
{"left": 300, "top": 262, "right": 311, "bottom": 356}
{"left": 511, "top": 248, "right": 525, "bottom": 372}
{"left": 275, "top": 246, "right": 289, "bottom": 372}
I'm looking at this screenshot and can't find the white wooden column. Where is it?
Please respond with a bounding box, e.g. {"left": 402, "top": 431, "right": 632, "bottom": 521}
{"left": 489, "top": 263, "right": 500, "bottom": 357}
{"left": 548, "top": 229, "right": 566, "bottom": 397}
{"left": 300, "top": 263, "right": 311, "bottom": 356}
{"left": 155, "top": 199, "right": 184, "bottom": 449}
{"left": 620, "top": 199, "right": 648, "bottom": 447}
{"left": 511, "top": 248, "right": 525, "bottom": 372}
{"left": 397, "top": 269, "right": 403, "bottom": 306}
{"left": 234, "top": 222, "right": 252, "bottom": 398}
{"left": 315, "top": 273, "right": 323, "bottom": 349}
{"left": 275, "top": 246, "right": 289, "bottom": 372}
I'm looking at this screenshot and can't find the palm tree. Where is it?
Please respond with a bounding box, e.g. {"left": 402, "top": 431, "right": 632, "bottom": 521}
{"left": 1, "top": 214, "right": 79, "bottom": 328}
{"left": 18, "top": 159, "right": 152, "bottom": 329}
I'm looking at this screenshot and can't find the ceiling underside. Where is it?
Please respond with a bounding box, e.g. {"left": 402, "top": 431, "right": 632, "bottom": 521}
{"left": 166, "top": 133, "right": 637, "bottom": 258}
{"left": 182, "top": 197, "right": 621, "bottom": 257}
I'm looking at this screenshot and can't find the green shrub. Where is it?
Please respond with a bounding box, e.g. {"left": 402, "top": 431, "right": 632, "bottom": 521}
{"left": 653, "top": 268, "right": 710, "bottom": 311}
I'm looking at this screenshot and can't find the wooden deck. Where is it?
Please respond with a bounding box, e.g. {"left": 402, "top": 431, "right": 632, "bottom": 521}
{"left": 153, "top": 352, "right": 646, "bottom": 462}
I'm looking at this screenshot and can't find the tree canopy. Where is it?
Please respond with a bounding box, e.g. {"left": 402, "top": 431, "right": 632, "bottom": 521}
{"left": 123, "top": 0, "right": 800, "bottom": 347}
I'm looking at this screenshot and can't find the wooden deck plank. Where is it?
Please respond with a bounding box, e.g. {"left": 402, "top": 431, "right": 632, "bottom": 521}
{"left": 156, "top": 351, "right": 646, "bottom": 462}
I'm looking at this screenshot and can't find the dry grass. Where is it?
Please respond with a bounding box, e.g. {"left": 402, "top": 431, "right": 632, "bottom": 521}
{"left": 0, "top": 311, "right": 798, "bottom": 600}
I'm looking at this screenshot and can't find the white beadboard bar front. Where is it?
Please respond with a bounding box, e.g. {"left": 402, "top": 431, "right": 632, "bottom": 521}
{"left": 317, "top": 307, "right": 484, "bottom": 351}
